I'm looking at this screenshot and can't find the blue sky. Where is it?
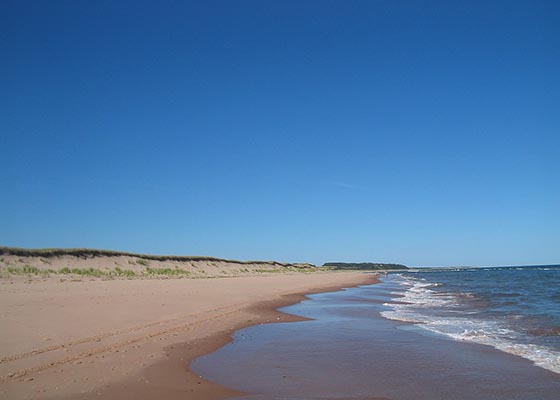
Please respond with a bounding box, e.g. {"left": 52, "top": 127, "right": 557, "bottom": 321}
{"left": 1, "top": 1, "right": 559, "bottom": 266}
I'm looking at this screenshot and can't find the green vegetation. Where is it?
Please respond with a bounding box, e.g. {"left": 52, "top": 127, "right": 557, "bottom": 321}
{"left": 323, "top": 262, "right": 407, "bottom": 270}
{"left": 113, "top": 267, "right": 136, "bottom": 277}
{"left": 146, "top": 267, "right": 190, "bottom": 276}
{"left": 1, "top": 262, "right": 317, "bottom": 279}
{"left": 2, "top": 265, "right": 136, "bottom": 278}
{"left": 72, "top": 268, "right": 104, "bottom": 277}
{"left": 0, "top": 246, "right": 293, "bottom": 266}
{"left": 0, "top": 247, "right": 326, "bottom": 279}
{"left": 6, "top": 265, "right": 41, "bottom": 275}
{"left": 57, "top": 267, "right": 105, "bottom": 277}
{"left": 22, "top": 265, "right": 40, "bottom": 274}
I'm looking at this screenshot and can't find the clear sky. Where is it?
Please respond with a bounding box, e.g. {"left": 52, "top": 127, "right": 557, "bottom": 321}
{"left": 1, "top": 1, "right": 558, "bottom": 266}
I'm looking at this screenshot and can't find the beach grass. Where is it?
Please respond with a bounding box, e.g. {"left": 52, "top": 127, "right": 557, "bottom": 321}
{"left": 0, "top": 246, "right": 292, "bottom": 267}
{"left": 6, "top": 265, "right": 42, "bottom": 275}
{"left": 146, "top": 267, "right": 191, "bottom": 276}
{"left": 113, "top": 267, "right": 136, "bottom": 277}
{"left": 0, "top": 264, "right": 313, "bottom": 279}
{"left": 0, "top": 246, "right": 328, "bottom": 280}
{"left": 2, "top": 265, "right": 134, "bottom": 278}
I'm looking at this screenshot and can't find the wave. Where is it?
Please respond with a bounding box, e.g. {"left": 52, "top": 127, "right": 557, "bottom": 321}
{"left": 381, "top": 275, "right": 560, "bottom": 374}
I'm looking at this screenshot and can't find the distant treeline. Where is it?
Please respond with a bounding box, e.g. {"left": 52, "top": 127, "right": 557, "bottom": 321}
{"left": 0, "top": 246, "right": 303, "bottom": 267}
{"left": 323, "top": 262, "right": 407, "bottom": 270}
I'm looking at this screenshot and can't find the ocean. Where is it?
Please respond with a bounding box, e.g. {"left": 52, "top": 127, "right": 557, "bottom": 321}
{"left": 192, "top": 266, "right": 560, "bottom": 399}
{"left": 382, "top": 265, "right": 560, "bottom": 375}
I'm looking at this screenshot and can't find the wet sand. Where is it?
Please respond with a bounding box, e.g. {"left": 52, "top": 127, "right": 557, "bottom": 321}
{"left": 0, "top": 271, "right": 377, "bottom": 399}
{"left": 193, "top": 277, "right": 560, "bottom": 400}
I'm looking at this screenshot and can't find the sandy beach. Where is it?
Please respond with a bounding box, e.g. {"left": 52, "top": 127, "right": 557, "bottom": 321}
{"left": 0, "top": 268, "right": 377, "bottom": 399}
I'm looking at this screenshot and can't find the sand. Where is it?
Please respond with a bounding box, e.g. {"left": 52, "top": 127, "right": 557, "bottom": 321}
{"left": 0, "top": 271, "right": 377, "bottom": 399}
{"left": 0, "top": 251, "right": 315, "bottom": 279}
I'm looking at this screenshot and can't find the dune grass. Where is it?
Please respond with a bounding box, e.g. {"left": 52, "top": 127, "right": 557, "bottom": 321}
{"left": 6, "top": 265, "right": 42, "bottom": 275}
{"left": 2, "top": 265, "right": 136, "bottom": 278}
{"left": 0, "top": 249, "right": 318, "bottom": 279}
{"left": 145, "top": 267, "right": 190, "bottom": 276}
{"left": 0, "top": 246, "right": 292, "bottom": 266}
{"left": 113, "top": 267, "right": 136, "bottom": 277}
{"left": 58, "top": 267, "right": 105, "bottom": 277}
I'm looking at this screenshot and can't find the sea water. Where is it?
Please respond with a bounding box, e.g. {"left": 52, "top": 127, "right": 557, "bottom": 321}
{"left": 192, "top": 267, "right": 560, "bottom": 399}
{"left": 382, "top": 266, "right": 560, "bottom": 374}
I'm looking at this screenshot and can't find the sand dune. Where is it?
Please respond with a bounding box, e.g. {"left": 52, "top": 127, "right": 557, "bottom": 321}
{"left": 0, "top": 247, "right": 315, "bottom": 280}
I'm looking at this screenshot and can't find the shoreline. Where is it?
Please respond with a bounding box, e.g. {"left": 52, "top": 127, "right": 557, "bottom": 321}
{"left": 75, "top": 275, "right": 380, "bottom": 400}
{"left": 192, "top": 275, "right": 560, "bottom": 400}
{"left": 1, "top": 271, "right": 378, "bottom": 399}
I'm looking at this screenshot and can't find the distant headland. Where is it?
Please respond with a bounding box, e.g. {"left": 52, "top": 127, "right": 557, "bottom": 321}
{"left": 323, "top": 262, "right": 408, "bottom": 270}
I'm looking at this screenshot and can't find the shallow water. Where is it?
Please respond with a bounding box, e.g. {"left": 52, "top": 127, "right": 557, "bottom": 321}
{"left": 382, "top": 266, "right": 560, "bottom": 374}
{"left": 192, "top": 273, "right": 560, "bottom": 399}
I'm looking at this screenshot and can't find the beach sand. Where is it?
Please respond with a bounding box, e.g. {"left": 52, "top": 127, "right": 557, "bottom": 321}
{"left": 0, "top": 271, "right": 377, "bottom": 399}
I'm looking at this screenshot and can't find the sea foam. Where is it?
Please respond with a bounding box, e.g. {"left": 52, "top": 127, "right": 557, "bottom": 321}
{"left": 381, "top": 274, "right": 560, "bottom": 374}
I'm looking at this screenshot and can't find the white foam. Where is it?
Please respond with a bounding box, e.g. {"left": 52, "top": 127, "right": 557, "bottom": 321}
{"left": 381, "top": 275, "right": 560, "bottom": 374}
